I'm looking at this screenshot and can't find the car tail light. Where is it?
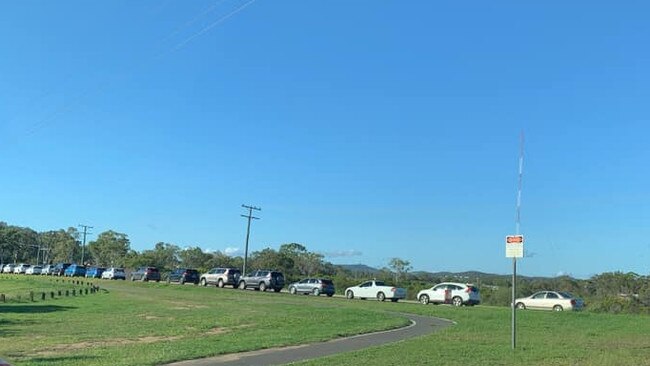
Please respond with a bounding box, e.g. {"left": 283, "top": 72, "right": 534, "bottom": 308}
{"left": 466, "top": 288, "right": 471, "bottom": 293}
{"left": 391, "top": 287, "right": 396, "bottom": 292}
{"left": 571, "top": 299, "right": 576, "bottom": 306}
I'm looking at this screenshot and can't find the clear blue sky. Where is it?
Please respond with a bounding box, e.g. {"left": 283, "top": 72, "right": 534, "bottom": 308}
{"left": 2, "top": 1, "right": 649, "bottom": 278}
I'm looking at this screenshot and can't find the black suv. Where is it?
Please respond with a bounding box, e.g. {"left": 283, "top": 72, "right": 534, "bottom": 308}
{"left": 167, "top": 268, "right": 200, "bottom": 285}
{"left": 52, "top": 263, "right": 71, "bottom": 276}
{"left": 238, "top": 270, "right": 284, "bottom": 292}
{"left": 130, "top": 267, "right": 161, "bottom": 282}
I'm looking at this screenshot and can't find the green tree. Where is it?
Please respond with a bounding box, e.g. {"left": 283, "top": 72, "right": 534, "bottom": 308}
{"left": 179, "top": 246, "right": 212, "bottom": 270}
{"left": 138, "top": 242, "right": 180, "bottom": 271}
{"left": 39, "top": 228, "right": 79, "bottom": 264}
{"left": 388, "top": 257, "right": 412, "bottom": 284}
{"left": 87, "top": 230, "right": 130, "bottom": 267}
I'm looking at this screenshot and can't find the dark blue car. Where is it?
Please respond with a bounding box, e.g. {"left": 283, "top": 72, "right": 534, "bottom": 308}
{"left": 64, "top": 264, "right": 86, "bottom": 277}
{"left": 85, "top": 267, "right": 106, "bottom": 278}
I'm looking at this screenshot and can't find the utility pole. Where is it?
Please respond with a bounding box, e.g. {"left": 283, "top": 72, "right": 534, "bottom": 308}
{"left": 79, "top": 224, "right": 93, "bottom": 265}
{"left": 240, "top": 204, "right": 260, "bottom": 276}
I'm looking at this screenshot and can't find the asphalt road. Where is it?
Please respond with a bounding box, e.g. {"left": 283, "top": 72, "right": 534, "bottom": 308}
{"left": 163, "top": 313, "right": 453, "bottom": 366}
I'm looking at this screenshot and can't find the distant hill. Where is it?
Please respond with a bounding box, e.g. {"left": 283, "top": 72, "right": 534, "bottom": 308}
{"left": 337, "top": 264, "right": 382, "bottom": 274}
{"left": 337, "top": 265, "right": 554, "bottom": 283}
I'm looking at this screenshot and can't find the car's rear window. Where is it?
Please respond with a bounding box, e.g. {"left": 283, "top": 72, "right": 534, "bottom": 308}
{"left": 375, "top": 281, "right": 386, "bottom": 286}
{"left": 186, "top": 269, "right": 198, "bottom": 274}
{"left": 148, "top": 268, "right": 159, "bottom": 272}
{"left": 467, "top": 286, "right": 479, "bottom": 293}
{"left": 321, "top": 279, "right": 333, "bottom": 285}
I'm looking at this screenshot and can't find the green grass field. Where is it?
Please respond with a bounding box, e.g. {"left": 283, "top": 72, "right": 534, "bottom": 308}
{"left": 1, "top": 276, "right": 649, "bottom": 366}
{"left": 0, "top": 276, "right": 408, "bottom": 366}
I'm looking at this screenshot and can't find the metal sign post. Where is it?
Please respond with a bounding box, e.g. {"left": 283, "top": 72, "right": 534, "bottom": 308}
{"left": 509, "top": 131, "right": 525, "bottom": 350}
{"left": 506, "top": 235, "right": 524, "bottom": 349}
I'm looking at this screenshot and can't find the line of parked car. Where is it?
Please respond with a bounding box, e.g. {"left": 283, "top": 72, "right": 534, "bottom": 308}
{"left": 1, "top": 262, "right": 585, "bottom": 310}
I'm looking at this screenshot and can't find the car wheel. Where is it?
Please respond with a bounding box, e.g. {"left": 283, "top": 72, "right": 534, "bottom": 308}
{"left": 313, "top": 288, "right": 320, "bottom": 296}
{"left": 346, "top": 290, "right": 354, "bottom": 299}
{"left": 553, "top": 305, "right": 563, "bottom": 312}
{"left": 200, "top": 278, "right": 207, "bottom": 286}
{"left": 259, "top": 282, "right": 267, "bottom": 292}
{"left": 217, "top": 279, "right": 225, "bottom": 288}
{"left": 452, "top": 296, "right": 463, "bottom": 307}
{"left": 516, "top": 302, "right": 526, "bottom": 310}
{"left": 419, "top": 294, "right": 430, "bottom": 305}
{"left": 377, "top": 292, "right": 386, "bottom": 302}
{"left": 239, "top": 281, "right": 246, "bottom": 290}
{"left": 290, "top": 286, "right": 297, "bottom": 295}
{"left": 391, "top": 299, "right": 399, "bottom": 303}
{"left": 327, "top": 293, "right": 333, "bottom": 297}
{"left": 274, "top": 288, "right": 281, "bottom": 293}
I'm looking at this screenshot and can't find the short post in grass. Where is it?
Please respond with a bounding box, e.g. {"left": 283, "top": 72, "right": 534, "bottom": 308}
{"left": 51, "top": 291, "right": 55, "bottom": 299}
{"left": 0, "top": 294, "right": 4, "bottom": 303}
{"left": 65, "top": 290, "right": 69, "bottom": 297}
{"left": 30, "top": 291, "right": 34, "bottom": 302}
{"left": 41, "top": 292, "right": 46, "bottom": 301}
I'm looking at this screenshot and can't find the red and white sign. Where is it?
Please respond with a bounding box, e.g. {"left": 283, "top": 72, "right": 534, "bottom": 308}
{"left": 505, "top": 235, "right": 524, "bottom": 258}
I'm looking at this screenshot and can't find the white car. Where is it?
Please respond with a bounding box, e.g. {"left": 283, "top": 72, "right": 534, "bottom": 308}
{"left": 417, "top": 282, "right": 481, "bottom": 307}
{"left": 13, "top": 264, "right": 31, "bottom": 274}
{"left": 101, "top": 267, "right": 126, "bottom": 280}
{"left": 25, "top": 265, "right": 42, "bottom": 275}
{"left": 515, "top": 291, "right": 584, "bottom": 312}
{"left": 41, "top": 264, "right": 54, "bottom": 275}
{"left": 2, "top": 264, "right": 16, "bottom": 273}
{"left": 345, "top": 280, "right": 407, "bottom": 302}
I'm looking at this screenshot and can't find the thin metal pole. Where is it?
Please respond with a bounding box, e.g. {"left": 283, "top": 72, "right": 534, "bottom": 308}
{"left": 512, "top": 131, "right": 524, "bottom": 350}
{"left": 512, "top": 257, "right": 517, "bottom": 349}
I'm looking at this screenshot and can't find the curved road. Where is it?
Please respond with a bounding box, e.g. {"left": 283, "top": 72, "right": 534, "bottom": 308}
{"left": 164, "top": 313, "right": 453, "bottom": 366}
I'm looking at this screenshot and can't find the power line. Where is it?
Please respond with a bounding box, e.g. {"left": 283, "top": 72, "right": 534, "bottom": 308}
{"left": 241, "top": 204, "right": 260, "bottom": 276}
{"left": 79, "top": 224, "right": 94, "bottom": 265}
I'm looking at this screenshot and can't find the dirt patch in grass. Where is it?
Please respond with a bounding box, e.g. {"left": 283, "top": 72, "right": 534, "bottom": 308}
{"left": 168, "top": 301, "right": 209, "bottom": 310}
{"left": 34, "top": 335, "right": 183, "bottom": 356}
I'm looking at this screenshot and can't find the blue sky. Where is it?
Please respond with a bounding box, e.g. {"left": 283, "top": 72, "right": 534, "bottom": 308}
{"left": 1, "top": 1, "right": 649, "bottom": 278}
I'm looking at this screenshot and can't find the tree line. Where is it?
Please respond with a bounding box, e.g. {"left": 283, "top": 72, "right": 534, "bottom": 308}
{"left": 1, "top": 221, "right": 648, "bottom": 314}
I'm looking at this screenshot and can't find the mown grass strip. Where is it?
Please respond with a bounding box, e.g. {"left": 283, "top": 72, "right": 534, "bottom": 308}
{"left": 0, "top": 276, "right": 408, "bottom": 366}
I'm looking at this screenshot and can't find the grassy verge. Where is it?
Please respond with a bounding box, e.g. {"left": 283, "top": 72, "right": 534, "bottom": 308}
{"left": 3, "top": 276, "right": 650, "bottom": 365}
{"left": 291, "top": 302, "right": 650, "bottom": 366}
{"left": 0, "top": 276, "right": 409, "bottom": 366}
{"left": 0, "top": 275, "right": 92, "bottom": 303}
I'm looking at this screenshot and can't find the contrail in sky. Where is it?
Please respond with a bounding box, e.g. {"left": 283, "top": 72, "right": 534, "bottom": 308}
{"left": 169, "top": 0, "right": 256, "bottom": 54}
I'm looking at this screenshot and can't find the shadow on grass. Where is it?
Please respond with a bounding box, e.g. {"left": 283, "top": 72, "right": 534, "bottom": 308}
{"left": 0, "top": 304, "right": 77, "bottom": 314}
{"left": 21, "top": 355, "right": 99, "bottom": 364}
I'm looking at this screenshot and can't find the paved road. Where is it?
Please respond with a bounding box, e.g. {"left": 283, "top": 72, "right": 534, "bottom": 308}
{"left": 164, "top": 313, "right": 453, "bottom": 366}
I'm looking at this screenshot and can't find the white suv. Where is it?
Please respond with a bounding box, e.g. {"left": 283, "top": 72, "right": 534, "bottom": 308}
{"left": 417, "top": 282, "right": 481, "bottom": 307}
